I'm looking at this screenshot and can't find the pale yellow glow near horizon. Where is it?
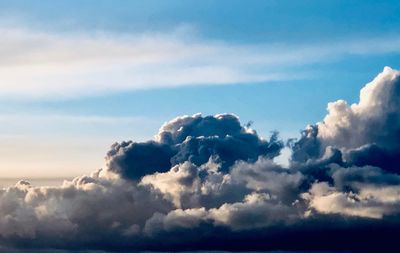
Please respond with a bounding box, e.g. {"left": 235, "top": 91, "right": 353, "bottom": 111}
{"left": 0, "top": 113, "right": 156, "bottom": 179}
{"left": 0, "top": 136, "right": 107, "bottom": 179}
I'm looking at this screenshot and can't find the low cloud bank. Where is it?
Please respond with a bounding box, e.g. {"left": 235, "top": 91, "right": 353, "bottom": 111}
{"left": 1, "top": 67, "right": 400, "bottom": 251}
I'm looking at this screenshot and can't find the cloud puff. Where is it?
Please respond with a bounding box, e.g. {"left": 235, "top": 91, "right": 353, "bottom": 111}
{"left": 1, "top": 67, "right": 400, "bottom": 251}
{"left": 106, "top": 141, "right": 175, "bottom": 180}
{"left": 303, "top": 182, "right": 400, "bottom": 219}
{"left": 318, "top": 67, "right": 400, "bottom": 150}
{"left": 291, "top": 66, "right": 400, "bottom": 172}
{"left": 107, "top": 113, "right": 283, "bottom": 181}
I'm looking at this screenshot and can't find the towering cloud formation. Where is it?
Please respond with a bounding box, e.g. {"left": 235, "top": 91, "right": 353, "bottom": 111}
{"left": 106, "top": 113, "right": 283, "bottom": 180}
{"left": 1, "top": 67, "right": 400, "bottom": 252}
{"left": 292, "top": 67, "right": 400, "bottom": 172}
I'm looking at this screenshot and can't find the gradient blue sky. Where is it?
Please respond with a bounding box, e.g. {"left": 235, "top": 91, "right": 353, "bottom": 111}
{"left": 1, "top": 0, "right": 400, "bottom": 177}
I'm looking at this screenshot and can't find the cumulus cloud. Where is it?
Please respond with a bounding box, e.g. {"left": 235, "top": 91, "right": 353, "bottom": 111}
{"left": 107, "top": 113, "right": 283, "bottom": 181}
{"left": 318, "top": 67, "right": 400, "bottom": 150}
{"left": 1, "top": 67, "right": 400, "bottom": 251}
{"left": 291, "top": 67, "right": 400, "bottom": 172}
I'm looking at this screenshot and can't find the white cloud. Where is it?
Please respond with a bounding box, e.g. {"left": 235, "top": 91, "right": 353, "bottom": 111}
{"left": 317, "top": 67, "right": 400, "bottom": 149}
{"left": 0, "top": 113, "right": 156, "bottom": 125}
{"left": 303, "top": 182, "right": 400, "bottom": 219}
{"left": 0, "top": 26, "right": 291, "bottom": 99}
{"left": 1, "top": 24, "right": 400, "bottom": 99}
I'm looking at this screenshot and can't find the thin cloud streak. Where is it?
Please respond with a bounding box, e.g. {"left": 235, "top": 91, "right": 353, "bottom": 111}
{"left": 1, "top": 24, "right": 400, "bottom": 99}
{"left": 0, "top": 113, "right": 157, "bottom": 125}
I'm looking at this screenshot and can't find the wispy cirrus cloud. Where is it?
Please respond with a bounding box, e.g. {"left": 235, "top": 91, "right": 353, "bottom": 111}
{"left": 1, "top": 23, "right": 400, "bottom": 99}
{"left": 0, "top": 113, "right": 157, "bottom": 125}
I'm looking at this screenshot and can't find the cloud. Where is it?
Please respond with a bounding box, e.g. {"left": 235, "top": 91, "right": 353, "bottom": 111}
{"left": 303, "top": 181, "right": 400, "bottom": 219}
{"left": 2, "top": 23, "right": 400, "bottom": 99}
{"left": 107, "top": 113, "right": 283, "bottom": 181}
{"left": 0, "top": 25, "right": 296, "bottom": 99}
{"left": 0, "top": 114, "right": 154, "bottom": 125}
{"left": 1, "top": 67, "right": 400, "bottom": 251}
{"left": 318, "top": 67, "right": 400, "bottom": 151}
{"left": 303, "top": 166, "right": 400, "bottom": 219}
{"left": 291, "top": 66, "right": 400, "bottom": 172}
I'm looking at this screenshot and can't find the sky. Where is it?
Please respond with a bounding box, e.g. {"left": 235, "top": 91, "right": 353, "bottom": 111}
{"left": 2, "top": 1, "right": 400, "bottom": 252}
{"left": 0, "top": 0, "right": 400, "bottom": 178}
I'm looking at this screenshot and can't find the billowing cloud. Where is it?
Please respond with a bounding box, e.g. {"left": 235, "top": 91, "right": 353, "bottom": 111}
{"left": 1, "top": 67, "right": 400, "bottom": 251}
{"left": 291, "top": 67, "right": 400, "bottom": 171}
{"left": 107, "top": 113, "right": 283, "bottom": 180}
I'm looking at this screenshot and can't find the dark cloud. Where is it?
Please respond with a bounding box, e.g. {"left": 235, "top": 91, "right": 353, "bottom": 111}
{"left": 345, "top": 143, "right": 400, "bottom": 173}
{"left": 331, "top": 165, "right": 400, "bottom": 191}
{"left": 106, "top": 141, "right": 175, "bottom": 180}
{"left": 290, "top": 124, "right": 321, "bottom": 163}
{"left": 1, "top": 67, "right": 400, "bottom": 252}
{"left": 107, "top": 113, "right": 284, "bottom": 180}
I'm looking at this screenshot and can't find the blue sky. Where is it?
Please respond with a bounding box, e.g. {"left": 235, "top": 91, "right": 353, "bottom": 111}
{"left": 0, "top": 0, "right": 400, "bottom": 177}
